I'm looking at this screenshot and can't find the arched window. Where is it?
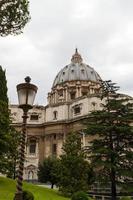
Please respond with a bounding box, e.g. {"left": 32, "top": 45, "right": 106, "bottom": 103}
{"left": 28, "top": 170, "right": 34, "bottom": 180}
{"left": 53, "top": 134, "right": 56, "bottom": 140}
{"left": 91, "top": 102, "right": 97, "bottom": 111}
{"left": 52, "top": 143, "right": 57, "bottom": 156}
{"left": 58, "top": 90, "right": 63, "bottom": 97}
{"left": 53, "top": 111, "right": 58, "bottom": 120}
{"left": 29, "top": 139, "right": 36, "bottom": 154}
{"left": 26, "top": 165, "right": 37, "bottom": 181}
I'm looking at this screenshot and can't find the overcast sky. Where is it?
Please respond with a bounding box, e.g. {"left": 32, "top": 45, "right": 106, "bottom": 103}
{"left": 0, "top": 0, "right": 133, "bottom": 105}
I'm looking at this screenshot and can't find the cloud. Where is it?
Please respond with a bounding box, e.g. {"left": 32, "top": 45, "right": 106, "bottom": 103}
{"left": 0, "top": 0, "right": 133, "bottom": 104}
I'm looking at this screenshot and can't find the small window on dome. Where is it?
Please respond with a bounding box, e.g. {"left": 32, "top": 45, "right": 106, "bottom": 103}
{"left": 81, "top": 69, "right": 85, "bottom": 74}
{"left": 65, "top": 65, "right": 68, "bottom": 68}
{"left": 91, "top": 71, "right": 93, "bottom": 74}
{"left": 71, "top": 69, "right": 74, "bottom": 73}
{"left": 63, "top": 72, "right": 65, "bottom": 75}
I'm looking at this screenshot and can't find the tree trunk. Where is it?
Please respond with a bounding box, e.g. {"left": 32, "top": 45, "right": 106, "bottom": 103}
{"left": 111, "top": 168, "right": 116, "bottom": 200}
{"left": 110, "top": 132, "right": 117, "bottom": 200}
{"left": 51, "top": 183, "right": 54, "bottom": 189}
{"left": 13, "top": 159, "right": 16, "bottom": 179}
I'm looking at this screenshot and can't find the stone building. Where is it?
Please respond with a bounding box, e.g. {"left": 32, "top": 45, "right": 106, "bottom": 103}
{"left": 10, "top": 49, "right": 132, "bottom": 181}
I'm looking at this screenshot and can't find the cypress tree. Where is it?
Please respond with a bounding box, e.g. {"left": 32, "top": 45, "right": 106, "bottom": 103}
{"left": 84, "top": 80, "right": 133, "bottom": 200}
{"left": 0, "top": 66, "right": 21, "bottom": 177}
{"left": 0, "top": 66, "right": 8, "bottom": 103}
{"left": 0, "top": 66, "right": 10, "bottom": 169}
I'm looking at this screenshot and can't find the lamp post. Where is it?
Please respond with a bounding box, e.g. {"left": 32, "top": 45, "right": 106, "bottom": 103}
{"left": 14, "top": 76, "right": 38, "bottom": 200}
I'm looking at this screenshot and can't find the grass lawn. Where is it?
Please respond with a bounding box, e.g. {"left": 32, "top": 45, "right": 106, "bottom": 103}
{"left": 0, "top": 177, "right": 70, "bottom": 200}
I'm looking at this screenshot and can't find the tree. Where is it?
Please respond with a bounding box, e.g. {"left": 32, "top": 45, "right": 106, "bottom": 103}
{"left": 0, "top": 0, "right": 30, "bottom": 36}
{"left": 0, "top": 66, "right": 10, "bottom": 167}
{"left": 84, "top": 80, "right": 133, "bottom": 200}
{"left": 38, "top": 157, "right": 60, "bottom": 189}
{"left": 0, "top": 66, "right": 20, "bottom": 178}
{"left": 5, "top": 127, "right": 21, "bottom": 179}
{"left": 58, "top": 132, "right": 90, "bottom": 196}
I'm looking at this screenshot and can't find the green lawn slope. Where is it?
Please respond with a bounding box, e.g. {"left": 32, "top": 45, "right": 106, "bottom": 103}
{"left": 0, "top": 177, "right": 70, "bottom": 200}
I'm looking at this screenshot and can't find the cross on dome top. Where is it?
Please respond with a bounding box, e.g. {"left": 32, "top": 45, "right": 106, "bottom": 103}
{"left": 71, "top": 48, "right": 83, "bottom": 63}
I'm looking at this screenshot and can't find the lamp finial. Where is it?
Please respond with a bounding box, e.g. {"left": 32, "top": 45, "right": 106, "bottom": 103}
{"left": 25, "top": 76, "right": 31, "bottom": 83}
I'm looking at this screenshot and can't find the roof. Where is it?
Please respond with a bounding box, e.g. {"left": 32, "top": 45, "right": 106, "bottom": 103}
{"left": 52, "top": 49, "right": 101, "bottom": 87}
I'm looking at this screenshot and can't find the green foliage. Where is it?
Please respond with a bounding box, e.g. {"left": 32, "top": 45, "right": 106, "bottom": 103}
{"left": 0, "top": 176, "right": 70, "bottom": 200}
{"left": 0, "top": 66, "right": 10, "bottom": 170}
{"left": 71, "top": 191, "right": 89, "bottom": 200}
{"left": 0, "top": 127, "right": 20, "bottom": 178}
{"left": 0, "top": 101, "right": 9, "bottom": 154}
{"left": 23, "top": 190, "right": 34, "bottom": 200}
{"left": 5, "top": 127, "right": 21, "bottom": 179}
{"left": 38, "top": 157, "right": 60, "bottom": 189}
{"left": 58, "top": 132, "right": 90, "bottom": 196}
{"left": 0, "top": 0, "right": 30, "bottom": 36}
{"left": 0, "top": 66, "right": 8, "bottom": 103}
{"left": 84, "top": 80, "right": 133, "bottom": 198}
{"left": 120, "top": 197, "right": 132, "bottom": 200}
{"left": 0, "top": 66, "right": 20, "bottom": 177}
{"left": 86, "top": 167, "right": 95, "bottom": 186}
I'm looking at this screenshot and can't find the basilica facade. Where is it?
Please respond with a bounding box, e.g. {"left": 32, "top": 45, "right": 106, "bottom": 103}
{"left": 10, "top": 49, "right": 132, "bottom": 181}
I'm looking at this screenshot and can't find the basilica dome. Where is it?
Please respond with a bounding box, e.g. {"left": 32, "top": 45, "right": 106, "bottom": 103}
{"left": 53, "top": 49, "right": 101, "bottom": 88}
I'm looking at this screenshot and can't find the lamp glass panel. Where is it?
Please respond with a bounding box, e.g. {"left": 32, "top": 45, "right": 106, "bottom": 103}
{"left": 17, "top": 89, "right": 27, "bottom": 105}
{"left": 27, "top": 89, "right": 36, "bottom": 106}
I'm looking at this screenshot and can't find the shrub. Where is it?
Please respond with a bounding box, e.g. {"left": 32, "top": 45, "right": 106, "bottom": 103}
{"left": 121, "top": 197, "right": 132, "bottom": 200}
{"left": 71, "top": 191, "right": 89, "bottom": 200}
{"left": 23, "top": 190, "right": 34, "bottom": 200}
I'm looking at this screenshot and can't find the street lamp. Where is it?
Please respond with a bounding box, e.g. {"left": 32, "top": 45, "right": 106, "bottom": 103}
{"left": 14, "top": 76, "right": 38, "bottom": 200}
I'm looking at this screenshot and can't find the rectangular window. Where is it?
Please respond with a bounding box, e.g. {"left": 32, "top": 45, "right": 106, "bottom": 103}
{"left": 82, "top": 92, "right": 87, "bottom": 96}
{"left": 29, "top": 140, "right": 36, "bottom": 154}
{"left": 53, "top": 134, "right": 56, "bottom": 140}
{"left": 52, "top": 144, "right": 57, "bottom": 156}
{"left": 53, "top": 111, "right": 58, "bottom": 120}
{"left": 70, "top": 93, "right": 76, "bottom": 100}
{"left": 74, "top": 106, "right": 81, "bottom": 114}
{"left": 30, "top": 115, "right": 39, "bottom": 121}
